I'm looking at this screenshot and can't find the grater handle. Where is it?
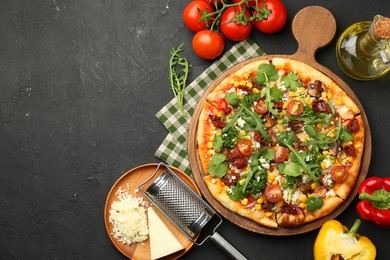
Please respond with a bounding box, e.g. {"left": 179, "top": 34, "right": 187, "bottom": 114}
{"left": 210, "top": 232, "right": 247, "bottom": 260}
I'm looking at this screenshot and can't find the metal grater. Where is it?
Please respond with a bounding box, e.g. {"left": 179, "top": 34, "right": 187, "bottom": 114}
{"left": 138, "top": 162, "right": 247, "bottom": 260}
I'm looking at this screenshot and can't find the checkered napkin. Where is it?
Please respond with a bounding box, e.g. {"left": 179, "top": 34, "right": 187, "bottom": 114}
{"left": 155, "top": 38, "right": 264, "bottom": 175}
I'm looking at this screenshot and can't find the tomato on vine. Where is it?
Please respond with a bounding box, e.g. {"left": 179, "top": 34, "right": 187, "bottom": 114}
{"left": 253, "top": 0, "right": 287, "bottom": 34}
{"left": 220, "top": 6, "right": 253, "bottom": 41}
{"left": 192, "top": 30, "right": 224, "bottom": 59}
{"left": 183, "top": 1, "right": 215, "bottom": 32}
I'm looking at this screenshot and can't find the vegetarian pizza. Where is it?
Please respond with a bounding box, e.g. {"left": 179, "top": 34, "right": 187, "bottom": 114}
{"left": 196, "top": 58, "right": 364, "bottom": 228}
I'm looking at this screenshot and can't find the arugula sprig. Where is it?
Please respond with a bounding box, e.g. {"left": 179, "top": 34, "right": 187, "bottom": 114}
{"left": 169, "top": 43, "right": 191, "bottom": 115}
{"left": 277, "top": 131, "right": 320, "bottom": 182}
{"left": 303, "top": 117, "right": 354, "bottom": 148}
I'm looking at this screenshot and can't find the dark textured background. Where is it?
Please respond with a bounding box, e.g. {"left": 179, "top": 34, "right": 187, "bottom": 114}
{"left": 0, "top": 0, "right": 389, "bottom": 259}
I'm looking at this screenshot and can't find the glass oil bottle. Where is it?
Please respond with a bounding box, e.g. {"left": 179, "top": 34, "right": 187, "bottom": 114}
{"left": 336, "top": 15, "right": 390, "bottom": 80}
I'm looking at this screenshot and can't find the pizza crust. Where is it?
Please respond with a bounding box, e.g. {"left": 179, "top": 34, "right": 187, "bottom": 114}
{"left": 204, "top": 176, "right": 278, "bottom": 228}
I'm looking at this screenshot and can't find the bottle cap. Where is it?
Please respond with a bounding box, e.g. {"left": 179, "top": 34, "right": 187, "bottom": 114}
{"left": 374, "top": 17, "right": 390, "bottom": 39}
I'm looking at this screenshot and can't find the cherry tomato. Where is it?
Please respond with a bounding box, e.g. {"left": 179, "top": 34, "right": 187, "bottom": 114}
{"left": 236, "top": 139, "right": 253, "bottom": 156}
{"left": 192, "top": 30, "right": 224, "bottom": 60}
{"left": 220, "top": 6, "right": 253, "bottom": 41}
{"left": 254, "top": 99, "right": 268, "bottom": 114}
{"left": 286, "top": 100, "right": 304, "bottom": 116}
{"left": 253, "top": 0, "right": 287, "bottom": 34}
{"left": 273, "top": 145, "right": 289, "bottom": 162}
{"left": 183, "top": 1, "right": 214, "bottom": 32}
{"left": 330, "top": 165, "right": 348, "bottom": 183}
{"left": 265, "top": 184, "right": 283, "bottom": 203}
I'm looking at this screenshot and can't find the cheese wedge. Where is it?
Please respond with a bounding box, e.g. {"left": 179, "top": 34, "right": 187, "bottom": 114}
{"left": 148, "top": 207, "right": 184, "bottom": 259}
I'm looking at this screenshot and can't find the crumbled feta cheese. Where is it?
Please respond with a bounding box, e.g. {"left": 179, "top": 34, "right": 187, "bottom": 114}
{"left": 259, "top": 157, "right": 270, "bottom": 169}
{"left": 211, "top": 178, "right": 217, "bottom": 184}
{"left": 236, "top": 117, "right": 246, "bottom": 128}
{"left": 323, "top": 158, "right": 332, "bottom": 169}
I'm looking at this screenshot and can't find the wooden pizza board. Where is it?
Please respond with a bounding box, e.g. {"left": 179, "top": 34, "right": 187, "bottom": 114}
{"left": 188, "top": 6, "right": 372, "bottom": 235}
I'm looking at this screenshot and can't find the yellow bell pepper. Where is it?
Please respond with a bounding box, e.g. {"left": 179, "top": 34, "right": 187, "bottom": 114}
{"left": 314, "top": 219, "right": 376, "bottom": 260}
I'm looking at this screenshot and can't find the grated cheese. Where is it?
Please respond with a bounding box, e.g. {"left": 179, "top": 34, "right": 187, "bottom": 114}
{"left": 109, "top": 188, "right": 149, "bottom": 245}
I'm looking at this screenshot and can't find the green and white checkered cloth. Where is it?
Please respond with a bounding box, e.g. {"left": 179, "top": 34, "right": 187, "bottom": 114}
{"left": 155, "top": 38, "right": 264, "bottom": 175}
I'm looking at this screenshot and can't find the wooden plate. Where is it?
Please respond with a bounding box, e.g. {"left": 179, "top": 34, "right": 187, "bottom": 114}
{"left": 104, "top": 163, "right": 200, "bottom": 259}
{"left": 187, "top": 6, "right": 372, "bottom": 236}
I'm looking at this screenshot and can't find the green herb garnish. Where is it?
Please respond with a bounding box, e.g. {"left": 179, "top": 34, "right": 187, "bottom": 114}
{"left": 169, "top": 43, "right": 191, "bottom": 115}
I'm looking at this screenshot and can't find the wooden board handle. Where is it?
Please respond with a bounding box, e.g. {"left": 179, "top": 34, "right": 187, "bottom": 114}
{"left": 290, "top": 6, "right": 336, "bottom": 66}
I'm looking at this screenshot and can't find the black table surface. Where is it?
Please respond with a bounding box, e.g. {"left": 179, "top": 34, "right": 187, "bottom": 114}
{"left": 1, "top": 0, "right": 389, "bottom": 259}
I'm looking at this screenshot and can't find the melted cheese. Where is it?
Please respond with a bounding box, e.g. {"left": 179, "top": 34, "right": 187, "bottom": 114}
{"left": 148, "top": 207, "right": 184, "bottom": 259}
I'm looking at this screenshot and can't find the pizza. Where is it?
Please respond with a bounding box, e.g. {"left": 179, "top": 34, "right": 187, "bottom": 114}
{"left": 196, "top": 57, "right": 364, "bottom": 228}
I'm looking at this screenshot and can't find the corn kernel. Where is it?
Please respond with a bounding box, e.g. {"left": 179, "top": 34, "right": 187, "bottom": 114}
{"left": 234, "top": 81, "right": 239, "bottom": 87}
{"left": 272, "top": 180, "right": 279, "bottom": 185}
{"left": 241, "top": 198, "right": 248, "bottom": 205}
{"left": 278, "top": 125, "right": 284, "bottom": 132}
{"left": 342, "top": 158, "right": 348, "bottom": 165}
{"left": 327, "top": 92, "right": 333, "bottom": 99}
{"left": 207, "top": 142, "right": 213, "bottom": 148}
{"left": 329, "top": 131, "right": 336, "bottom": 138}
{"left": 257, "top": 197, "right": 264, "bottom": 204}
{"left": 209, "top": 135, "right": 215, "bottom": 142}
{"left": 311, "top": 182, "right": 317, "bottom": 190}
{"left": 239, "top": 130, "right": 246, "bottom": 136}
{"left": 253, "top": 88, "right": 260, "bottom": 94}
{"left": 289, "top": 91, "right": 296, "bottom": 97}
{"left": 239, "top": 80, "right": 246, "bottom": 86}
{"left": 322, "top": 97, "right": 328, "bottom": 102}
{"left": 265, "top": 212, "right": 273, "bottom": 218}
{"left": 243, "top": 72, "right": 250, "bottom": 79}
{"left": 254, "top": 204, "right": 262, "bottom": 210}
{"left": 211, "top": 125, "right": 216, "bottom": 131}
{"left": 321, "top": 162, "right": 327, "bottom": 169}
{"left": 207, "top": 150, "right": 213, "bottom": 156}
{"left": 216, "top": 131, "right": 222, "bottom": 137}
{"left": 216, "top": 112, "right": 222, "bottom": 117}
{"left": 336, "top": 99, "right": 342, "bottom": 105}
{"left": 239, "top": 178, "right": 246, "bottom": 185}
{"left": 276, "top": 200, "right": 284, "bottom": 207}
{"left": 321, "top": 92, "right": 327, "bottom": 98}
{"left": 246, "top": 82, "right": 253, "bottom": 88}
{"left": 229, "top": 79, "right": 235, "bottom": 84}
{"left": 316, "top": 123, "right": 323, "bottom": 129}
{"left": 308, "top": 99, "right": 313, "bottom": 105}
{"left": 300, "top": 194, "right": 307, "bottom": 203}
{"left": 283, "top": 102, "right": 288, "bottom": 109}
{"left": 322, "top": 150, "right": 329, "bottom": 156}
{"left": 299, "top": 87, "right": 305, "bottom": 92}
{"left": 299, "top": 202, "right": 306, "bottom": 209}
{"left": 268, "top": 172, "right": 275, "bottom": 181}
{"left": 348, "top": 156, "right": 354, "bottom": 163}
{"left": 276, "top": 119, "right": 282, "bottom": 124}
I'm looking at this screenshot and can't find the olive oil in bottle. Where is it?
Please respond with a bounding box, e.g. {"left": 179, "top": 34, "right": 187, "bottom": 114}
{"left": 336, "top": 15, "right": 390, "bottom": 80}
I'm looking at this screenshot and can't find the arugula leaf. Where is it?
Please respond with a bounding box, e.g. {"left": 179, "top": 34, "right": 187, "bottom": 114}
{"left": 288, "top": 105, "right": 333, "bottom": 125}
{"left": 306, "top": 196, "right": 324, "bottom": 212}
{"left": 277, "top": 131, "right": 320, "bottom": 181}
{"left": 208, "top": 154, "right": 228, "bottom": 178}
{"left": 240, "top": 103, "right": 271, "bottom": 141}
{"left": 280, "top": 72, "right": 302, "bottom": 91}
